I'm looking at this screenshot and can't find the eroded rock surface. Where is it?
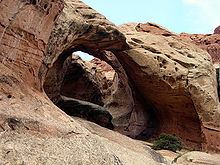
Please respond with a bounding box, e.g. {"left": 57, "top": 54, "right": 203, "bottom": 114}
{"left": 90, "top": 57, "right": 115, "bottom": 100}
{"left": 74, "top": 117, "right": 167, "bottom": 164}
{"left": 0, "top": 1, "right": 220, "bottom": 165}
{"left": 217, "top": 68, "right": 220, "bottom": 101}
{"left": 116, "top": 23, "right": 220, "bottom": 152}
{"left": 60, "top": 54, "right": 107, "bottom": 106}
{"left": 0, "top": 0, "right": 165, "bottom": 164}
{"left": 176, "top": 151, "right": 220, "bottom": 165}
{"left": 57, "top": 95, "right": 114, "bottom": 129}
{"left": 180, "top": 31, "right": 220, "bottom": 67}
{"left": 179, "top": 27, "right": 220, "bottom": 103}
{"left": 214, "top": 26, "right": 220, "bottom": 34}
{"left": 135, "top": 22, "right": 177, "bottom": 37}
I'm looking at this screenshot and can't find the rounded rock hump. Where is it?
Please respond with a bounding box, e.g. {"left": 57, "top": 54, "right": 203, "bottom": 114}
{"left": 214, "top": 25, "right": 220, "bottom": 34}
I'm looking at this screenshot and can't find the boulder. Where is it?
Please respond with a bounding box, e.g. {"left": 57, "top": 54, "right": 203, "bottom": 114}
{"left": 57, "top": 95, "right": 114, "bottom": 129}
{"left": 176, "top": 151, "right": 220, "bottom": 165}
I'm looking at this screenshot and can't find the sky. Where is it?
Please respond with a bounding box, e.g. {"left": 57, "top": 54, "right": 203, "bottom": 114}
{"left": 76, "top": 0, "right": 220, "bottom": 60}
{"left": 81, "top": 0, "right": 220, "bottom": 34}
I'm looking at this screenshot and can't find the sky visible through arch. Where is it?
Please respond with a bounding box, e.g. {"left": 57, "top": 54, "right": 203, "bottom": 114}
{"left": 76, "top": 0, "right": 220, "bottom": 61}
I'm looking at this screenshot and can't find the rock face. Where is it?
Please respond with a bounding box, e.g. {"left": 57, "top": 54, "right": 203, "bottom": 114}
{"left": 217, "top": 68, "right": 220, "bottom": 101}
{"left": 135, "top": 22, "right": 177, "bottom": 37}
{"left": 0, "top": 0, "right": 63, "bottom": 89}
{"left": 0, "top": 1, "right": 220, "bottom": 165}
{"left": 0, "top": 0, "right": 166, "bottom": 164}
{"left": 180, "top": 31, "right": 220, "bottom": 67}
{"left": 116, "top": 22, "right": 220, "bottom": 152}
{"left": 60, "top": 54, "right": 108, "bottom": 106}
{"left": 93, "top": 51, "right": 134, "bottom": 129}
{"left": 179, "top": 26, "right": 220, "bottom": 102}
{"left": 90, "top": 57, "right": 116, "bottom": 100}
{"left": 176, "top": 151, "right": 220, "bottom": 165}
{"left": 180, "top": 26, "right": 220, "bottom": 104}
{"left": 214, "top": 26, "right": 220, "bottom": 34}
{"left": 57, "top": 96, "right": 114, "bottom": 129}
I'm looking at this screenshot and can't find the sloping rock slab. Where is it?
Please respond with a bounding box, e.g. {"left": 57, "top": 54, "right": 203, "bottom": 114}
{"left": 57, "top": 96, "right": 114, "bottom": 129}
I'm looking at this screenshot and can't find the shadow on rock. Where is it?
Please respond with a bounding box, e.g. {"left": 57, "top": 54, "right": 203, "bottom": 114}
{"left": 57, "top": 96, "right": 114, "bottom": 129}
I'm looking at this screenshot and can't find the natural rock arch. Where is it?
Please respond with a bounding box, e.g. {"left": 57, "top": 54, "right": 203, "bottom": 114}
{"left": 0, "top": 1, "right": 168, "bottom": 164}
{"left": 41, "top": 1, "right": 220, "bottom": 152}
{"left": 0, "top": 1, "right": 219, "bottom": 161}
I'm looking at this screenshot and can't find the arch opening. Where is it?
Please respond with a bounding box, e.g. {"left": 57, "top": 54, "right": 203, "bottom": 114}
{"left": 74, "top": 51, "right": 94, "bottom": 61}
{"left": 43, "top": 48, "right": 117, "bottom": 130}
{"left": 60, "top": 51, "right": 115, "bottom": 107}
{"left": 43, "top": 44, "right": 202, "bottom": 151}
{"left": 43, "top": 46, "right": 160, "bottom": 141}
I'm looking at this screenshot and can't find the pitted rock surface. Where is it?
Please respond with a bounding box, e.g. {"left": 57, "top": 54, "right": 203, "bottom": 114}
{"left": 0, "top": 2, "right": 220, "bottom": 165}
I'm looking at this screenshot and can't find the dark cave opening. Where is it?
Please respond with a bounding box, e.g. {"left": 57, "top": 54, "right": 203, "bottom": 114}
{"left": 135, "top": 109, "right": 159, "bottom": 141}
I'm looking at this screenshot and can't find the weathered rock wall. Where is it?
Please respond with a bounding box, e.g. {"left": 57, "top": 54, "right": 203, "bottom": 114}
{"left": 0, "top": 3, "right": 220, "bottom": 165}
{"left": 116, "top": 22, "right": 220, "bottom": 152}
{"left": 180, "top": 32, "right": 220, "bottom": 68}
{"left": 179, "top": 27, "right": 220, "bottom": 103}
{"left": 0, "top": 0, "right": 166, "bottom": 164}
{"left": 0, "top": 0, "right": 63, "bottom": 89}
{"left": 217, "top": 68, "right": 220, "bottom": 101}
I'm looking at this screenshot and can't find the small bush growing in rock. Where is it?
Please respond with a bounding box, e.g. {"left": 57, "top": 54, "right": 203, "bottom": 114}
{"left": 152, "top": 133, "right": 182, "bottom": 152}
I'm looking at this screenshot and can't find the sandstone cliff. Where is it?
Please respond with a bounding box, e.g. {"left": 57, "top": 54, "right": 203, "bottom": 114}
{"left": 0, "top": 0, "right": 220, "bottom": 164}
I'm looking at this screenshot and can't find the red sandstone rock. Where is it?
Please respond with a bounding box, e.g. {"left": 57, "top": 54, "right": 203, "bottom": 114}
{"left": 0, "top": 1, "right": 220, "bottom": 165}
{"left": 0, "top": 0, "right": 164, "bottom": 164}
{"left": 90, "top": 57, "right": 116, "bottom": 96}
{"left": 60, "top": 54, "right": 106, "bottom": 106}
{"left": 180, "top": 32, "right": 220, "bottom": 67}
{"left": 136, "top": 22, "right": 176, "bottom": 37}
{"left": 214, "top": 26, "right": 220, "bottom": 34}
{"left": 90, "top": 57, "right": 114, "bottom": 72}
{"left": 117, "top": 22, "right": 220, "bottom": 152}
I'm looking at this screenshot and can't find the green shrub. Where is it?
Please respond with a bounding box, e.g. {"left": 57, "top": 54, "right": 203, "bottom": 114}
{"left": 152, "top": 133, "right": 182, "bottom": 152}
